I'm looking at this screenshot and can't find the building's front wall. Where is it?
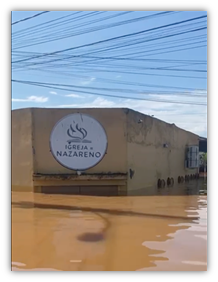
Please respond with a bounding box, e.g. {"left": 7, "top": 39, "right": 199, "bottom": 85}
{"left": 11, "top": 108, "right": 34, "bottom": 191}
{"left": 126, "top": 110, "right": 199, "bottom": 194}
{"left": 31, "top": 108, "right": 128, "bottom": 193}
{"left": 12, "top": 107, "right": 200, "bottom": 195}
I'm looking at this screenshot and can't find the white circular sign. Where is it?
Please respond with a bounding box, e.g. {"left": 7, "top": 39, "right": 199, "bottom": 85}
{"left": 50, "top": 113, "right": 108, "bottom": 171}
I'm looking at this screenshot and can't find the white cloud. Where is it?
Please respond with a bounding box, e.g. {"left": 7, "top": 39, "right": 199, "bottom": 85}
{"left": 12, "top": 96, "right": 48, "bottom": 103}
{"left": 146, "top": 92, "right": 206, "bottom": 104}
{"left": 46, "top": 90, "right": 207, "bottom": 137}
{"left": 49, "top": 91, "right": 57, "bottom": 95}
{"left": 55, "top": 97, "right": 115, "bottom": 108}
{"left": 65, "top": 93, "right": 84, "bottom": 98}
{"left": 80, "top": 77, "right": 96, "bottom": 85}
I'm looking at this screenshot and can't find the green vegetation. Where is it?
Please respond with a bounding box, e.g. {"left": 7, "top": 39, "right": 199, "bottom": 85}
{"left": 200, "top": 152, "right": 207, "bottom": 166}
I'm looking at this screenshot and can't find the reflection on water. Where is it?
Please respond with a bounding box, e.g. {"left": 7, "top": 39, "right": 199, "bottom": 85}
{"left": 11, "top": 180, "right": 207, "bottom": 271}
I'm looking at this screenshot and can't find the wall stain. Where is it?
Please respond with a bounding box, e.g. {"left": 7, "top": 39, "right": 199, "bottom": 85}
{"left": 129, "top": 169, "right": 135, "bottom": 179}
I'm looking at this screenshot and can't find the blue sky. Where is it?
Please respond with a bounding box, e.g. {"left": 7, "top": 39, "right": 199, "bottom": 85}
{"left": 11, "top": 11, "right": 207, "bottom": 137}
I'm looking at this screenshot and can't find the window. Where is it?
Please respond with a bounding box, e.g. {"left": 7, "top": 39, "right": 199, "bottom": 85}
{"left": 186, "top": 146, "right": 199, "bottom": 169}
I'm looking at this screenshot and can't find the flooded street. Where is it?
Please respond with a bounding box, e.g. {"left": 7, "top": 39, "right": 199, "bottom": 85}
{"left": 11, "top": 9, "right": 208, "bottom": 273}
{"left": 11, "top": 180, "right": 207, "bottom": 271}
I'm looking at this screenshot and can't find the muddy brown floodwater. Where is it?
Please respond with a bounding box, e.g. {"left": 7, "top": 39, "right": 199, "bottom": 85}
{"left": 11, "top": 179, "right": 207, "bottom": 271}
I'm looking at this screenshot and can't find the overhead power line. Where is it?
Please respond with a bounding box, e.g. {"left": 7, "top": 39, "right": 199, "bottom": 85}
{"left": 12, "top": 11, "right": 102, "bottom": 38}
{"left": 11, "top": 11, "right": 207, "bottom": 109}
{"left": 12, "top": 11, "right": 81, "bottom": 36}
{"left": 12, "top": 11, "right": 130, "bottom": 42}
{"left": 12, "top": 63, "right": 207, "bottom": 81}
{"left": 68, "top": 26, "right": 206, "bottom": 59}
{"left": 11, "top": 78, "right": 205, "bottom": 92}
{"left": 12, "top": 79, "right": 207, "bottom": 106}
{"left": 12, "top": 11, "right": 49, "bottom": 25}
{"left": 12, "top": 34, "right": 207, "bottom": 70}
{"left": 12, "top": 31, "right": 207, "bottom": 70}
{"left": 12, "top": 11, "right": 175, "bottom": 49}
{"left": 12, "top": 14, "right": 207, "bottom": 64}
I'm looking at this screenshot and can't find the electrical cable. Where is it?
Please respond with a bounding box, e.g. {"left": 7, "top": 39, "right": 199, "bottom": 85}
{"left": 12, "top": 11, "right": 49, "bottom": 25}
{"left": 12, "top": 79, "right": 207, "bottom": 106}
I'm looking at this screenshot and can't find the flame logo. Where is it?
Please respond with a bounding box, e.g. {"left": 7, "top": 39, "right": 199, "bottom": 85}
{"left": 67, "top": 123, "right": 91, "bottom": 143}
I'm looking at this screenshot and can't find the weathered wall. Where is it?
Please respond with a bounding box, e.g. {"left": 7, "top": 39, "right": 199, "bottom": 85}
{"left": 11, "top": 107, "right": 199, "bottom": 195}
{"left": 32, "top": 108, "right": 128, "bottom": 175}
{"left": 11, "top": 108, "right": 33, "bottom": 191}
{"left": 126, "top": 109, "right": 199, "bottom": 193}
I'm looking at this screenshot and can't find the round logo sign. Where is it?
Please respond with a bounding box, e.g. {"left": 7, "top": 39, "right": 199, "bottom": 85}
{"left": 50, "top": 113, "right": 108, "bottom": 171}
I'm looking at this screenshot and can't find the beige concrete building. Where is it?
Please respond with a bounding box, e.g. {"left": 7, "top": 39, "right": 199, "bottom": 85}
{"left": 12, "top": 108, "right": 199, "bottom": 195}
